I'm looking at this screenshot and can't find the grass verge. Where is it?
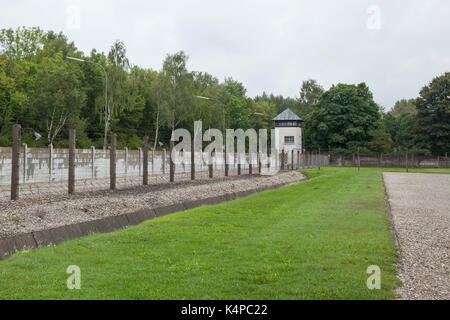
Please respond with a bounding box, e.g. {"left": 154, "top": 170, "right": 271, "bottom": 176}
{"left": 0, "top": 167, "right": 404, "bottom": 299}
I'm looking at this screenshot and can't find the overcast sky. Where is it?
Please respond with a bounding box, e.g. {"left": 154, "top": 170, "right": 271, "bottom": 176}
{"left": 1, "top": 0, "right": 449, "bottom": 109}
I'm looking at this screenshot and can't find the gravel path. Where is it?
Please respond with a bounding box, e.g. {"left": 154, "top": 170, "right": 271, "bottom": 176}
{"left": 0, "top": 171, "right": 306, "bottom": 239}
{"left": 383, "top": 172, "right": 450, "bottom": 300}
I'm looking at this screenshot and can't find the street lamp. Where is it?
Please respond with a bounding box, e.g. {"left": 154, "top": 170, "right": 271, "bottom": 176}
{"left": 66, "top": 56, "right": 109, "bottom": 150}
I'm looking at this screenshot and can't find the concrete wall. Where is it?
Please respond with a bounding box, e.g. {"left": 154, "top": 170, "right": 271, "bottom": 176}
{"left": 0, "top": 145, "right": 332, "bottom": 186}
{"left": 0, "top": 147, "right": 261, "bottom": 186}
{"left": 0, "top": 147, "right": 186, "bottom": 186}
{"left": 274, "top": 126, "right": 302, "bottom": 153}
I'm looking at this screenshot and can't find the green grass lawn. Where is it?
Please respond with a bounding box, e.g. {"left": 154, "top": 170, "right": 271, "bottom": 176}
{"left": 1, "top": 166, "right": 425, "bottom": 300}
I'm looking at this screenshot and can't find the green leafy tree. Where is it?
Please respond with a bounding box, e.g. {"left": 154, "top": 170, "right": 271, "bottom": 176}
{"left": 31, "top": 54, "right": 86, "bottom": 146}
{"left": 390, "top": 99, "right": 416, "bottom": 117}
{"left": 0, "top": 27, "right": 44, "bottom": 61}
{"left": 254, "top": 92, "right": 299, "bottom": 116}
{"left": 107, "top": 40, "right": 130, "bottom": 130}
{"left": 307, "top": 83, "right": 381, "bottom": 152}
{"left": 415, "top": 72, "right": 450, "bottom": 155}
{"left": 297, "top": 79, "right": 324, "bottom": 117}
{"left": 384, "top": 112, "right": 417, "bottom": 151}
{"left": 368, "top": 123, "right": 393, "bottom": 153}
{"left": 161, "top": 51, "right": 194, "bottom": 133}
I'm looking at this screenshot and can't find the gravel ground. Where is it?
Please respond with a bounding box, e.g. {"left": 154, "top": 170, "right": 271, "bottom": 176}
{"left": 383, "top": 172, "right": 450, "bottom": 300}
{"left": 0, "top": 171, "right": 306, "bottom": 239}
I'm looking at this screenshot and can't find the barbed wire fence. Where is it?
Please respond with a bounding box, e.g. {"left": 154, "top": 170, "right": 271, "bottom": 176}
{"left": 1, "top": 125, "right": 328, "bottom": 201}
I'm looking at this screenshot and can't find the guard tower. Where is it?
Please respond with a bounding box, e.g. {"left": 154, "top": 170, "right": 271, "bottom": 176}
{"left": 273, "top": 108, "right": 304, "bottom": 153}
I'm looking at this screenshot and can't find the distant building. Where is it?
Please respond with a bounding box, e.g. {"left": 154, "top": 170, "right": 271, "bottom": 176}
{"left": 273, "top": 109, "right": 304, "bottom": 153}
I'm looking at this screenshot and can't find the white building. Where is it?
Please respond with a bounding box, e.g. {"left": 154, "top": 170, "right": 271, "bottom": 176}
{"left": 273, "top": 109, "right": 304, "bottom": 153}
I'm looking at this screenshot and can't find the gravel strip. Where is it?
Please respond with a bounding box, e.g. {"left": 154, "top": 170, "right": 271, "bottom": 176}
{"left": 383, "top": 172, "right": 450, "bottom": 300}
{"left": 0, "top": 171, "right": 306, "bottom": 238}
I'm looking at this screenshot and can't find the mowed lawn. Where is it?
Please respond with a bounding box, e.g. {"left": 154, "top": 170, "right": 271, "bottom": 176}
{"left": 0, "top": 167, "right": 405, "bottom": 300}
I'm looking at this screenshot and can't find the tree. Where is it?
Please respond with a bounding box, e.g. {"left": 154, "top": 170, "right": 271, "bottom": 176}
{"left": 0, "top": 56, "right": 15, "bottom": 145}
{"left": 152, "top": 71, "right": 171, "bottom": 149}
{"left": 414, "top": 72, "right": 450, "bottom": 155}
{"left": 31, "top": 54, "right": 86, "bottom": 146}
{"left": 297, "top": 79, "right": 324, "bottom": 117}
{"left": 390, "top": 99, "right": 416, "bottom": 117}
{"left": 160, "top": 51, "right": 194, "bottom": 133}
{"left": 384, "top": 112, "right": 417, "bottom": 151}
{"left": 107, "top": 40, "right": 131, "bottom": 140}
{"left": 368, "top": 123, "right": 393, "bottom": 153}
{"left": 0, "top": 27, "right": 44, "bottom": 61}
{"left": 254, "top": 92, "right": 300, "bottom": 116}
{"left": 307, "top": 83, "right": 381, "bottom": 152}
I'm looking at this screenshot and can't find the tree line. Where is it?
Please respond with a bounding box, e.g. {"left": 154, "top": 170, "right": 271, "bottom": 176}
{"left": 0, "top": 27, "right": 448, "bottom": 155}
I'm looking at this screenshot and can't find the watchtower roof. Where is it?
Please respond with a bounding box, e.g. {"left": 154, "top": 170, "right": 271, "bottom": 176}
{"left": 272, "top": 109, "right": 304, "bottom": 121}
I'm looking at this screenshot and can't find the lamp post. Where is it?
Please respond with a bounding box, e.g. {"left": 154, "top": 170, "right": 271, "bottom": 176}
{"left": 67, "top": 56, "right": 109, "bottom": 150}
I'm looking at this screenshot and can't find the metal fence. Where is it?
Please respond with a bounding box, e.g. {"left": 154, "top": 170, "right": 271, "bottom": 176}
{"left": 1, "top": 125, "right": 329, "bottom": 200}
{"left": 330, "top": 154, "right": 449, "bottom": 168}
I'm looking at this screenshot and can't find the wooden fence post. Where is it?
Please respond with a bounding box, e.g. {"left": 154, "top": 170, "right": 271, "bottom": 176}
{"left": 11, "top": 124, "right": 21, "bottom": 200}
{"left": 258, "top": 152, "right": 262, "bottom": 174}
{"left": 68, "top": 128, "right": 76, "bottom": 195}
{"left": 224, "top": 144, "right": 229, "bottom": 177}
{"left": 191, "top": 138, "right": 195, "bottom": 180}
{"left": 110, "top": 133, "right": 116, "bottom": 190}
{"left": 318, "top": 148, "right": 322, "bottom": 170}
{"left": 170, "top": 140, "right": 175, "bottom": 182}
{"left": 143, "top": 136, "right": 149, "bottom": 185}
{"left": 209, "top": 151, "right": 214, "bottom": 179}
{"left": 238, "top": 152, "right": 241, "bottom": 176}
{"left": 281, "top": 150, "right": 285, "bottom": 170}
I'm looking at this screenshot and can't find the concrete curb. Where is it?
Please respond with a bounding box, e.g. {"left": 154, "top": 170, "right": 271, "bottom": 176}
{"left": 382, "top": 173, "right": 400, "bottom": 249}
{"left": 0, "top": 180, "right": 297, "bottom": 261}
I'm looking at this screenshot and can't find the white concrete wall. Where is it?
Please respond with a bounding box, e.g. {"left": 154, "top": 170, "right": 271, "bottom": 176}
{"left": 0, "top": 147, "right": 255, "bottom": 186}
{"left": 274, "top": 127, "right": 302, "bottom": 153}
{"left": 0, "top": 147, "right": 176, "bottom": 186}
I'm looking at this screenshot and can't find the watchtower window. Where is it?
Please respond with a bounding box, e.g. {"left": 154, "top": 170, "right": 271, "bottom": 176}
{"left": 284, "top": 136, "right": 295, "bottom": 145}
